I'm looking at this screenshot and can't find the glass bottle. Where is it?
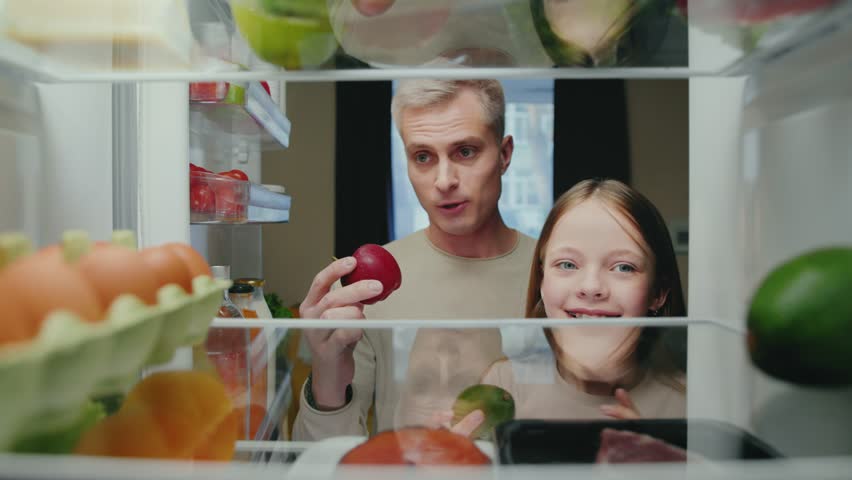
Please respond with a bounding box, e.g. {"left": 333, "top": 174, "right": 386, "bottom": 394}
{"left": 200, "top": 266, "right": 256, "bottom": 440}
{"left": 235, "top": 278, "right": 290, "bottom": 441}
{"left": 229, "top": 283, "right": 259, "bottom": 320}
{"left": 233, "top": 277, "right": 273, "bottom": 319}
{"left": 227, "top": 283, "right": 269, "bottom": 438}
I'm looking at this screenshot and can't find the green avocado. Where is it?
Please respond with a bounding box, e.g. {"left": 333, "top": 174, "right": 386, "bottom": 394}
{"left": 452, "top": 384, "right": 515, "bottom": 441}
{"left": 747, "top": 247, "right": 852, "bottom": 387}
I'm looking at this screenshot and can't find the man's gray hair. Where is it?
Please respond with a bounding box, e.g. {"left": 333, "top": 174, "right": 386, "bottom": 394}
{"left": 391, "top": 79, "right": 506, "bottom": 140}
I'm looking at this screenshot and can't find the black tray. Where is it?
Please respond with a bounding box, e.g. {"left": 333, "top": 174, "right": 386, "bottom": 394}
{"left": 496, "top": 419, "right": 782, "bottom": 464}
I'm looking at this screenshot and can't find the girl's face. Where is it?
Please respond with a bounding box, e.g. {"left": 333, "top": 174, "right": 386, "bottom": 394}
{"left": 541, "top": 199, "right": 665, "bottom": 321}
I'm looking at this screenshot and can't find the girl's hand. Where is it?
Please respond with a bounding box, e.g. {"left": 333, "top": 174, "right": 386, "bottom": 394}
{"left": 428, "top": 409, "right": 485, "bottom": 438}
{"left": 600, "top": 388, "right": 641, "bottom": 420}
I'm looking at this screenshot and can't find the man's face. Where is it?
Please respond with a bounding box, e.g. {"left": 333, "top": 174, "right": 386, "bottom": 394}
{"left": 399, "top": 89, "right": 512, "bottom": 237}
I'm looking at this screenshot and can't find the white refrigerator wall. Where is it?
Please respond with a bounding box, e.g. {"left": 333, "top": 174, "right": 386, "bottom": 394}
{"left": 0, "top": 82, "right": 113, "bottom": 246}
{"left": 37, "top": 84, "right": 114, "bottom": 244}
{"left": 739, "top": 71, "right": 852, "bottom": 456}
{"left": 0, "top": 76, "right": 41, "bottom": 242}
{"left": 687, "top": 26, "right": 752, "bottom": 434}
{"left": 689, "top": 25, "right": 852, "bottom": 456}
{"left": 0, "top": 82, "right": 190, "bottom": 249}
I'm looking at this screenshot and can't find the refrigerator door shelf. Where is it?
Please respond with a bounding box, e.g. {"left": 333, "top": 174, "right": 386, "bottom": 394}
{"left": 191, "top": 207, "right": 289, "bottom": 225}
{"left": 190, "top": 81, "right": 291, "bottom": 151}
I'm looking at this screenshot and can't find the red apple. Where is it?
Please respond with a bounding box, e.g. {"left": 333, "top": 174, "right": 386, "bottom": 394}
{"left": 341, "top": 244, "right": 402, "bottom": 305}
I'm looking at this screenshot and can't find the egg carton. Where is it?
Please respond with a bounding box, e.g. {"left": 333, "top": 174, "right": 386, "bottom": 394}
{"left": 0, "top": 275, "right": 230, "bottom": 450}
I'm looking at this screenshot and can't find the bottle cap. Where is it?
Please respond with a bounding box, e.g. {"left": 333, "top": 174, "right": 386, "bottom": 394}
{"left": 228, "top": 283, "right": 254, "bottom": 295}
{"left": 234, "top": 277, "right": 265, "bottom": 288}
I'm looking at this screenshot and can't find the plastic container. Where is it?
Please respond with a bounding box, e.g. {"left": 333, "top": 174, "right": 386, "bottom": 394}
{"left": 496, "top": 419, "right": 783, "bottom": 465}
{"left": 2, "top": 0, "right": 197, "bottom": 70}
{"left": 189, "top": 172, "right": 250, "bottom": 224}
{"left": 322, "top": 0, "right": 554, "bottom": 68}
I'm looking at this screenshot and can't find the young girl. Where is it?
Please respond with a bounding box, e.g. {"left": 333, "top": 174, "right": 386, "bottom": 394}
{"left": 480, "top": 178, "right": 687, "bottom": 421}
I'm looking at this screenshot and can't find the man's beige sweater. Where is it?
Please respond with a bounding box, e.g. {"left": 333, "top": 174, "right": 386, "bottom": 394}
{"left": 293, "top": 229, "right": 536, "bottom": 440}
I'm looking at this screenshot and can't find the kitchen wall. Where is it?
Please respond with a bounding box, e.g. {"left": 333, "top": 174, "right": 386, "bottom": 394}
{"left": 261, "top": 80, "right": 690, "bottom": 307}
{"left": 625, "top": 80, "right": 690, "bottom": 297}
{"left": 262, "top": 82, "right": 336, "bottom": 307}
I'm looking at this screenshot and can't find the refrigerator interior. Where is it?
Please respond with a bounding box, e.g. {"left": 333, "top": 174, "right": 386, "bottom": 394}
{"left": 0, "top": 0, "right": 851, "bottom": 478}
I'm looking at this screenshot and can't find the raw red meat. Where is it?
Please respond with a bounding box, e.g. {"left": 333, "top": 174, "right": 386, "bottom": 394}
{"left": 678, "top": 0, "right": 839, "bottom": 23}
{"left": 339, "top": 428, "right": 491, "bottom": 466}
{"left": 595, "top": 428, "right": 688, "bottom": 463}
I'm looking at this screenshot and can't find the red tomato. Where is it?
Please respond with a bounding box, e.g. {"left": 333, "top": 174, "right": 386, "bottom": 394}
{"left": 218, "top": 169, "right": 250, "bottom": 182}
{"left": 190, "top": 183, "right": 215, "bottom": 213}
{"left": 190, "top": 164, "right": 212, "bottom": 189}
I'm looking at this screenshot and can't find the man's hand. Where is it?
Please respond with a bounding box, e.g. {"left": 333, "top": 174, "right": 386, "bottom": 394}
{"left": 600, "top": 388, "right": 641, "bottom": 420}
{"left": 300, "top": 256, "right": 384, "bottom": 410}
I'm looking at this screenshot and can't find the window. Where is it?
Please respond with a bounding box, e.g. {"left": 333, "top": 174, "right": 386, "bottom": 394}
{"left": 391, "top": 80, "right": 554, "bottom": 240}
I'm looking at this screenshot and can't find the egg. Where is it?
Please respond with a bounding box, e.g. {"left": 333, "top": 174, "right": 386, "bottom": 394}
{"left": 0, "top": 275, "right": 38, "bottom": 345}
{"left": 76, "top": 243, "right": 161, "bottom": 310}
{"left": 0, "top": 248, "right": 103, "bottom": 332}
{"left": 140, "top": 245, "right": 193, "bottom": 294}
{"left": 162, "top": 243, "right": 212, "bottom": 288}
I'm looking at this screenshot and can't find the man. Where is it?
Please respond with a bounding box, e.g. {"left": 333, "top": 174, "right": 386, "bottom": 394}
{"left": 293, "top": 79, "right": 536, "bottom": 439}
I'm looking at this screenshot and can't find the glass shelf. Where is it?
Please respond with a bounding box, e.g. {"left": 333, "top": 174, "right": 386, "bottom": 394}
{"left": 2, "top": 319, "right": 852, "bottom": 478}
{"left": 0, "top": 0, "right": 850, "bottom": 82}
{"left": 2, "top": 454, "right": 852, "bottom": 480}
{"left": 191, "top": 217, "right": 289, "bottom": 225}
{"left": 215, "top": 318, "right": 852, "bottom": 461}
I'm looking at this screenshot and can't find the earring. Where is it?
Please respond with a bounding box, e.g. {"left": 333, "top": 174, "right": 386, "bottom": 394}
{"left": 649, "top": 309, "right": 659, "bottom": 317}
